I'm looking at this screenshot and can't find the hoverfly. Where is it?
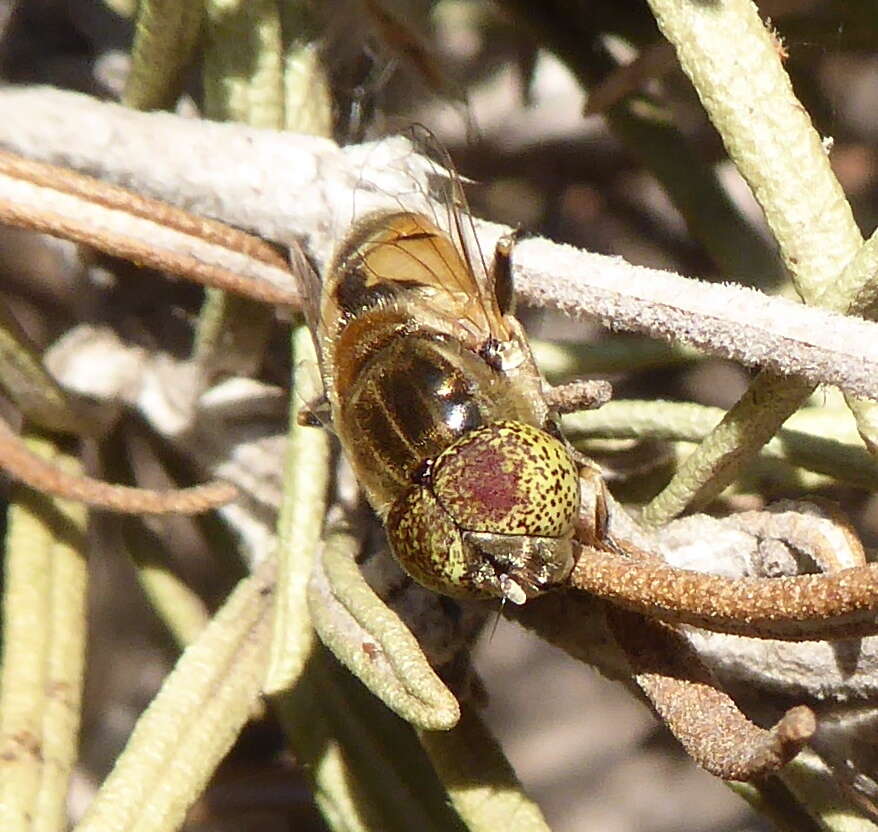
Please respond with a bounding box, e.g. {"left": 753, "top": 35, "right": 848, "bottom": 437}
{"left": 303, "top": 135, "right": 589, "bottom": 605}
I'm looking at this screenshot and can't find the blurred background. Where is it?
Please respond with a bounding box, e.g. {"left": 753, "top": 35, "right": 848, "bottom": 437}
{"left": 1, "top": 1, "right": 877, "bottom": 830}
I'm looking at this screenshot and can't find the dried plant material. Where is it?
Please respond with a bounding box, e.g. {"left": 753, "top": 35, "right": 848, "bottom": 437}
{"left": 3, "top": 90, "right": 878, "bottom": 401}
{"left": 687, "top": 624, "right": 878, "bottom": 705}
{"left": 0, "top": 152, "right": 288, "bottom": 274}
{"left": 45, "top": 327, "right": 288, "bottom": 558}
{"left": 516, "top": 241, "right": 878, "bottom": 403}
{"left": 0, "top": 416, "right": 238, "bottom": 515}
{"left": 652, "top": 508, "right": 878, "bottom": 704}
{"left": 578, "top": 465, "right": 878, "bottom": 653}
{"left": 606, "top": 608, "right": 815, "bottom": 780}
{"left": 516, "top": 495, "right": 878, "bottom": 801}
{"left": 360, "top": 0, "right": 449, "bottom": 96}
{"left": 571, "top": 545, "right": 878, "bottom": 641}
{"left": 73, "top": 565, "right": 274, "bottom": 832}
{"left": 3, "top": 62, "right": 878, "bottom": 830}
{"left": 0, "top": 431, "right": 88, "bottom": 832}
{"left": 583, "top": 41, "right": 676, "bottom": 115}
{"left": 544, "top": 378, "right": 612, "bottom": 414}
{"left": 728, "top": 499, "right": 867, "bottom": 573}
{"left": 687, "top": 627, "right": 878, "bottom": 706}
{"left": 0, "top": 148, "right": 299, "bottom": 307}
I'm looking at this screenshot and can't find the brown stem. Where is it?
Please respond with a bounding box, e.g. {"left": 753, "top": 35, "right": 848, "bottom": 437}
{"left": 0, "top": 197, "right": 297, "bottom": 307}
{"left": 0, "top": 418, "right": 237, "bottom": 515}
{"left": 606, "top": 607, "right": 815, "bottom": 780}
{"left": 572, "top": 545, "right": 878, "bottom": 640}
{"left": 0, "top": 148, "right": 300, "bottom": 307}
{"left": 0, "top": 150, "right": 288, "bottom": 271}
{"left": 583, "top": 42, "right": 677, "bottom": 115}
{"left": 544, "top": 379, "right": 612, "bottom": 414}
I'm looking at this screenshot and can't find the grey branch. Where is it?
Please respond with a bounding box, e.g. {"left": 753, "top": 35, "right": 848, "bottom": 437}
{"left": 1, "top": 86, "right": 878, "bottom": 400}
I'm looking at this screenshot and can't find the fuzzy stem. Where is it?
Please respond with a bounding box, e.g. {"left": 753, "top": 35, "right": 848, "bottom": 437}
{"left": 564, "top": 399, "right": 878, "bottom": 492}
{"left": 419, "top": 704, "right": 552, "bottom": 831}
{"left": 642, "top": 0, "right": 866, "bottom": 523}
{"left": 0, "top": 430, "right": 88, "bottom": 832}
{"left": 124, "top": 0, "right": 204, "bottom": 111}
{"left": 73, "top": 566, "right": 275, "bottom": 832}
{"left": 264, "top": 325, "right": 330, "bottom": 693}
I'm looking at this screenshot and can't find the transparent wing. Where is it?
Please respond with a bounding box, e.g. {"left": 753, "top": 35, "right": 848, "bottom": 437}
{"left": 288, "top": 238, "right": 325, "bottom": 362}
{"left": 340, "top": 127, "right": 509, "bottom": 340}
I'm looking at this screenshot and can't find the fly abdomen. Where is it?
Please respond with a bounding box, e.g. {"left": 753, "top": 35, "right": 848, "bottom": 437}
{"left": 337, "top": 332, "right": 501, "bottom": 513}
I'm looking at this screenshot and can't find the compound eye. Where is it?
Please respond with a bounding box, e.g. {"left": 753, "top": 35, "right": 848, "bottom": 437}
{"left": 430, "top": 420, "right": 580, "bottom": 538}
{"left": 385, "top": 483, "right": 472, "bottom": 597}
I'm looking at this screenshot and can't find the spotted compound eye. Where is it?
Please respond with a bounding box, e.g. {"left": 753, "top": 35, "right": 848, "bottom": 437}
{"left": 430, "top": 420, "right": 580, "bottom": 538}
{"left": 385, "top": 419, "right": 581, "bottom": 602}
